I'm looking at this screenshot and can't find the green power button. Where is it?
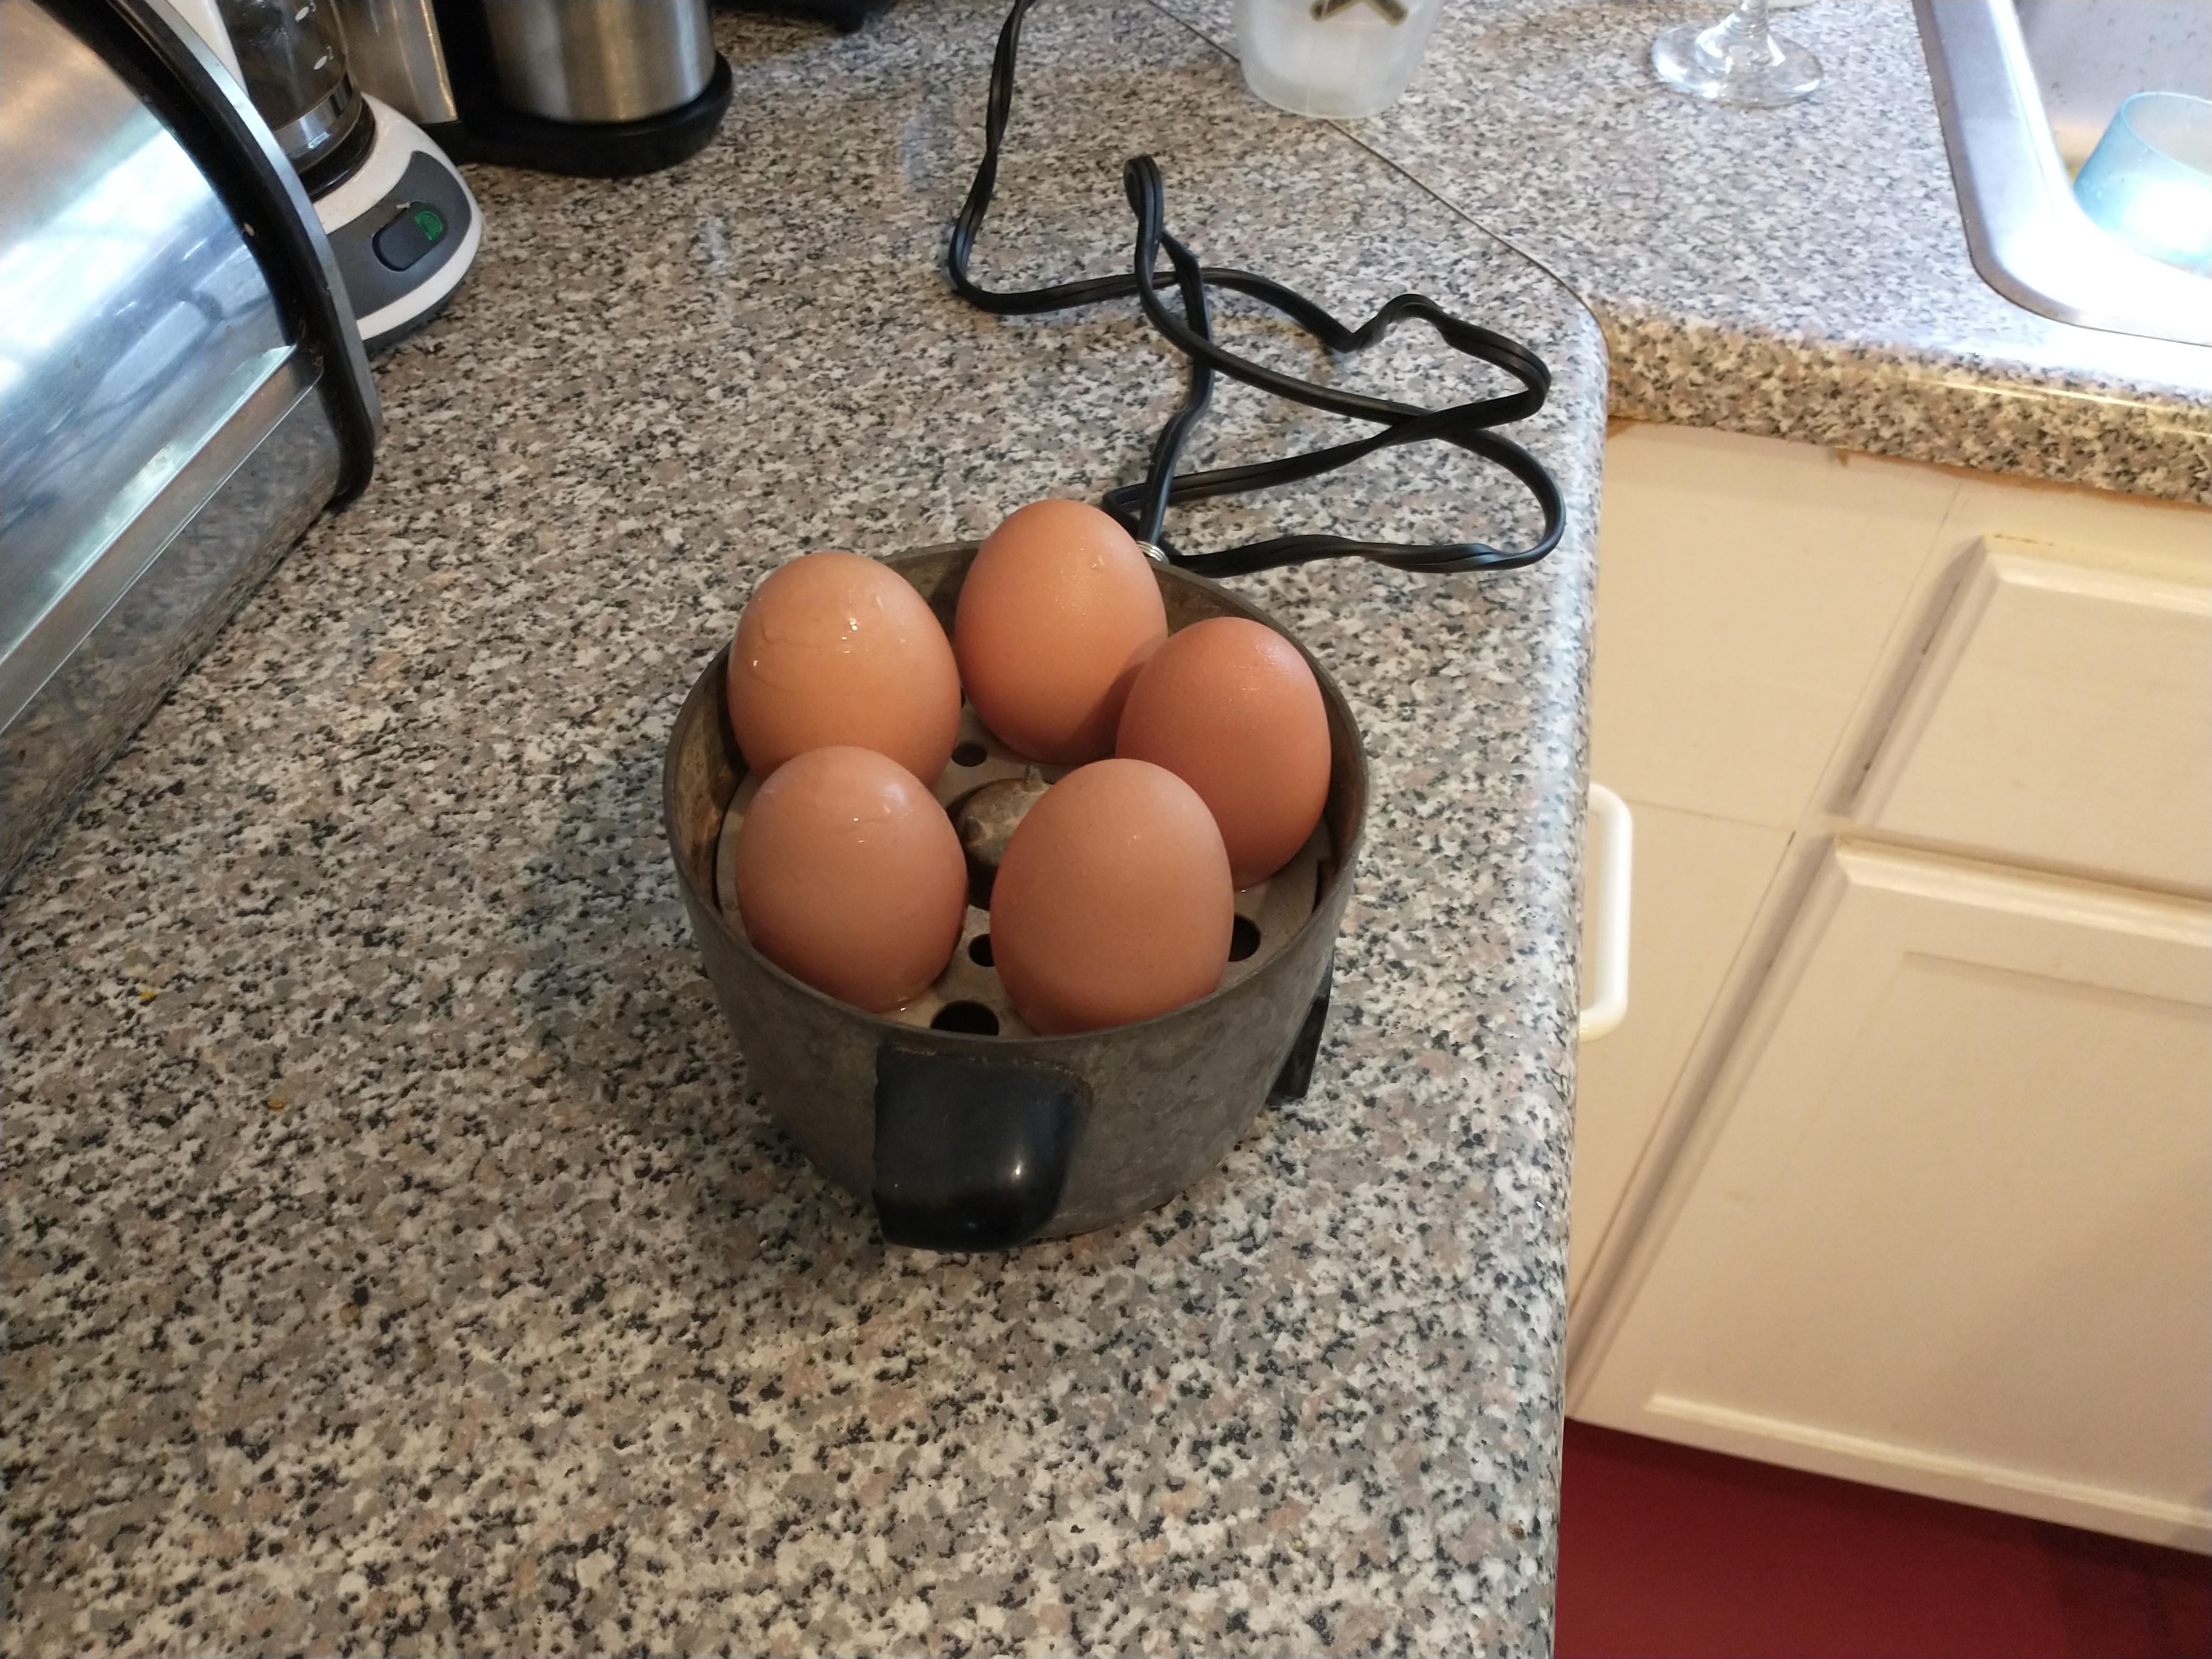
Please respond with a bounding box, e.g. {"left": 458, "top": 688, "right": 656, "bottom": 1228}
{"left": 373, "top": 202, "right": 450, "bottom": 272}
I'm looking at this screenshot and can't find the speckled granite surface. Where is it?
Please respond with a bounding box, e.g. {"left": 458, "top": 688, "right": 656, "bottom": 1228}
{"left": 1, "top": 1, "right": 1604, "bottom": 1652}
{"left": 1167, "top": 0, "right": 2212, "bottom": 501}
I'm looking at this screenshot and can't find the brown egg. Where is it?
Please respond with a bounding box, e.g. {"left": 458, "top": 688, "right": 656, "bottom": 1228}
{"left": 727, "top": 551, "right": 961, "bottom": 785}
{"left": 989, "top": 759, "right": 1233, "bottom": 1035}
{"left": 1117, "top": 617, "right": 1332, "bottom": 886}
{"left": 733, "top": 746, "right": 966, "bottom": 1014}
{"left": 953, "top": 500, "right": 1168, "bottom": 765}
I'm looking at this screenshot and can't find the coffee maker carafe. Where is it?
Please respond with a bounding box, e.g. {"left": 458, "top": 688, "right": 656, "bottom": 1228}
{"left": 216, "top": 0, "right": 368, "bottom": 187}
{"left": 332, "top": 0, "right": 731, "bottom": 176}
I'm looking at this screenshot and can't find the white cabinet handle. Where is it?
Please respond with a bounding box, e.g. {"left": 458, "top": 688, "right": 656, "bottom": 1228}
{"left": 1580, "top": 783, "right": 1634, "bottom": 1042}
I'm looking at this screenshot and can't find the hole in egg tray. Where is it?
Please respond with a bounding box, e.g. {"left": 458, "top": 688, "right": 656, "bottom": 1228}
{"left": 713, "top": 701, "right": 1329, "bottom": 1036}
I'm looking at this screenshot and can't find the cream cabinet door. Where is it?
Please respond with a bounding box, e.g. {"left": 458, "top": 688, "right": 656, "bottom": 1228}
{"left": 1573, "top": 843, "right": 2212, "bottom": 1550}
{"left": 1854, "top": 541, "right": 2212, "bottom": 894}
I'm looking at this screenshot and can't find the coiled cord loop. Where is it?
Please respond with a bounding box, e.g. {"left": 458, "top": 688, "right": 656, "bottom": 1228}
{"left": 947, "top": 0, "right": 1565, "bottom": 578}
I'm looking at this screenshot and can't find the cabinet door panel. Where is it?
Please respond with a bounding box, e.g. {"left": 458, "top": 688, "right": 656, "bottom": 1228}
{"left": 1592, "top": 426, "right": 1955, "bottom": 829}
{"left": 1856, "top": 541, "right": 2212, "bottom": 893}
{"left": 1574, "top": 844, "right": 2212, "bottom": 1548}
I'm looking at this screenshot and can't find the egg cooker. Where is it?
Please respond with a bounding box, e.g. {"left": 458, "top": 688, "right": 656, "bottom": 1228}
{"left": 662, "top": 544, "right": 1366, "bottom": 1251}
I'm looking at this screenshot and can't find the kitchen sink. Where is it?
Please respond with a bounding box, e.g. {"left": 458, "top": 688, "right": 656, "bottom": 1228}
{"left": 1914, "top": 0, "right": 2212, "bottom": 347}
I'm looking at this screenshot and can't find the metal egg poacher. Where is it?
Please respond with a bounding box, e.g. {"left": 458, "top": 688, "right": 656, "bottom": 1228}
{"left": 662, "top": 545, "right": 1367, "bottom": 1250}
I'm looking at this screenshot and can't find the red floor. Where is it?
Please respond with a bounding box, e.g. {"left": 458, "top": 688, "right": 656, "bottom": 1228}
{"left": 1556, "top": 1421, "right": 2211, "bottom": 1658}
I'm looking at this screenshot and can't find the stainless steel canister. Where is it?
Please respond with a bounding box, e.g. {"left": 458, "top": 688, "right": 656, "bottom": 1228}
{"left": 483, "top": 0, "right": 714, "bottom": 123}
{"left": 331, "top": 0, "right": 459, "bottom": 126}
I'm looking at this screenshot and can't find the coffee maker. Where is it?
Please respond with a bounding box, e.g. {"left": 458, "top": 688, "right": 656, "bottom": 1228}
{"left": 175, "top": 0, "right": 729, "bottom": 340}
{"left": 177, "top": 0, "right": 481, "bottom": 348}
{"left": 332, "top": 0, "right": 732, "bottom": 176}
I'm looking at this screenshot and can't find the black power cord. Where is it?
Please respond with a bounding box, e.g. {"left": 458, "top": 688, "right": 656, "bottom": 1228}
{"left": 948, "top": 0, "right": 1565, "bottom": 578}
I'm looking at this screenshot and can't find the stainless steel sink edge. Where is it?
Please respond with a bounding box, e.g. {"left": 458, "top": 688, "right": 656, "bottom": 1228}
{"left": 1913, "top": 0, "right": 2212, "bottom": 350}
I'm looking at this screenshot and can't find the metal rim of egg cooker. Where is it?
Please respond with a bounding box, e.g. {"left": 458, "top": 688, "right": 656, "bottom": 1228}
{"left": 947, "top": 0, "right": 1566, "bottom": 578}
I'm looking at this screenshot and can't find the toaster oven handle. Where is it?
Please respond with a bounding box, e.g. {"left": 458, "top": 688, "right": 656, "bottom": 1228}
{"left": 872, "top": 1047, "right": 1089, "bottom": 1251}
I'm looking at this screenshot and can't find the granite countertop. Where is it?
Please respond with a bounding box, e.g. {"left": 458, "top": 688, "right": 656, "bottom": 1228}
{"left": 1, "top": 1, "right": 1606, "bottom": 1652}
{"left": 1171, "top": 0, "right": 2212, "bottom": 502}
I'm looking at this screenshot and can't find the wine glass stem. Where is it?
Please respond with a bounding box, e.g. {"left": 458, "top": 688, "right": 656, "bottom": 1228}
{"left": 1706, "top": 0, "right": 1775, "bottom": 61}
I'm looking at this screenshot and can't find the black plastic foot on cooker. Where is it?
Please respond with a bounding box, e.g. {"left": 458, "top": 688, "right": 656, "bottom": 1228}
{"left": 873, "top": 1047, "right": 1088, "bottom": 1250}
{"left": 1268, "top": 953, "right": 1334, "bottom": 1105}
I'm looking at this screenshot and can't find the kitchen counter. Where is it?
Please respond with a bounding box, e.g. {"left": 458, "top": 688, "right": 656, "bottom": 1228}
{"left": 0, "top": 2, "right": 1605, "bottom": 1653}
{"left": 1171, "top": 0, "right": 2212, "bottom": 502}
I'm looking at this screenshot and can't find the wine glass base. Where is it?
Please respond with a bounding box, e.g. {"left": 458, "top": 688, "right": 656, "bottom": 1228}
{"left": 1653, "top": 18, "right": 1822, "bottom": 108}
